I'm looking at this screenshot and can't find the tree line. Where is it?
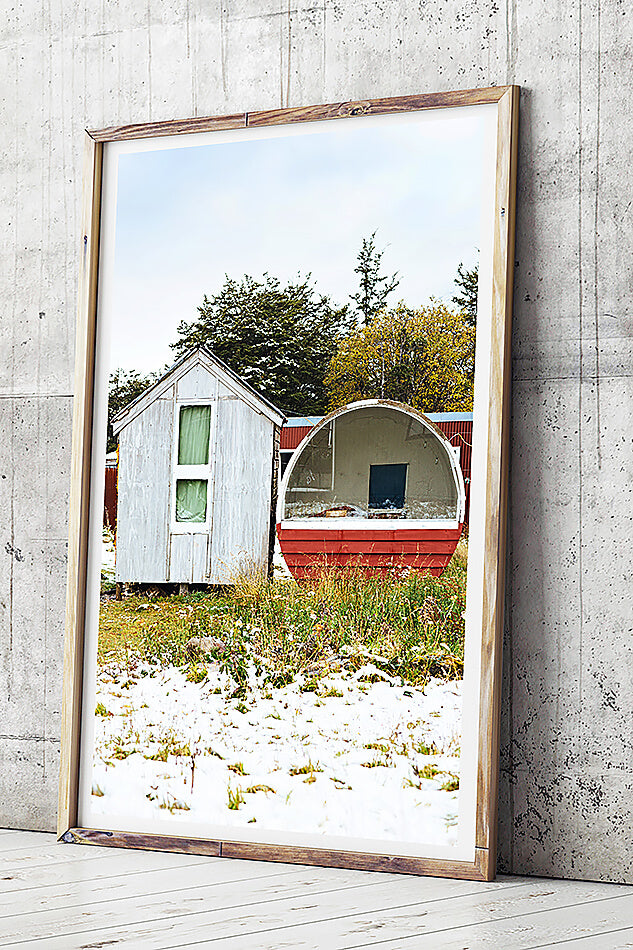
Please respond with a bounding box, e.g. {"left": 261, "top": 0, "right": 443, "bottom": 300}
{"left": 107, "top": 236, "right": 478, "bottom": 451}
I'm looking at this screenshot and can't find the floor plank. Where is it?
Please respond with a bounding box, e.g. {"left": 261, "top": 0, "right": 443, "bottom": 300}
{"left": 0, "top": 849, "right": 216, "bottom": 895}
{"left": 345, "top": 893, "right": 633, "bottom": 950}
{"left": 529, "top": 930, "right": 633, "bottom": 949}
{"left": 0, "top": 877, "right": 589, "bottom": 948}
{"left": 0, "top": 858, "right": 429, "bottom": 925}
{"left": 0, "top": 832, "right": 630, "bottom": 950}
{"left": 0, "top": 832, "right": 57, "bottom": 851}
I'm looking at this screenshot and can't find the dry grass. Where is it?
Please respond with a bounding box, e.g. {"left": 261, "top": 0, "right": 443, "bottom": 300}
{"left": 98, "top": 543, "right": 468, "bottom": 688}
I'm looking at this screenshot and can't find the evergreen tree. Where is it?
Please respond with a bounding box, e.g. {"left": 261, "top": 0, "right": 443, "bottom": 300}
{"left": 107, "top": 368, "right": 159, "bottom": 452}
{"left": 350, "top": 232, "right": 400, "bottom": 325}
{"left": 452, "top": 261, "right": 478, "bottom": 325}
{"left": 171, "top": 274, "right": 350, "bottom": 415}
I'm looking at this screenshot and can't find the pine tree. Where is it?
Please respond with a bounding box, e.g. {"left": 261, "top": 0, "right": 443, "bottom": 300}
{"left": 350, "top": 232, "right": 400, "bottom": 325}
{"left": 107, "top": 368, "right": 159, "bottom": 452}
{"left": 171, "top": 273, "right": 351, "bottom": 415}
{"left": 452, "top": 262, "right": 478, "bottom": 325}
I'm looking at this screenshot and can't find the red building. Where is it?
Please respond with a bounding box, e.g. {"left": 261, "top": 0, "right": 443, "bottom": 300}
{"left": 280, "top": 410, "right": 473, "bottom": 525}
{"left": 277, "top": 401, "right": 469, "bottom": 580}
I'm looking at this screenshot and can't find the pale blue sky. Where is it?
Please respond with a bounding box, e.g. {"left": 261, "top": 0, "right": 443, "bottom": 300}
{"left": 110, "top": 111, "right": 486, "bottom": 373}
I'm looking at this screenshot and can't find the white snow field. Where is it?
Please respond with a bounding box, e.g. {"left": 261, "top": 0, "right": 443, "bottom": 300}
{"left": 90, "top": 661, "right": 462, "bottom": 847}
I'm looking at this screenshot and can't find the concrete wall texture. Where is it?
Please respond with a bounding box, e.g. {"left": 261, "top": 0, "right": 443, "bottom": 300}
{"left": 1, "top": 0, "right": 631, "bottom": 882}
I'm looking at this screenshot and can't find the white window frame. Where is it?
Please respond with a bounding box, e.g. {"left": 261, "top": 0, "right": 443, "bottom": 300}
{"left": 170, "top": 400, "right": 214, "bottom": 534}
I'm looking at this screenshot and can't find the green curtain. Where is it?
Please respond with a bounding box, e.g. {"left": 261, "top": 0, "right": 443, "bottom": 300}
{"left": 175, "top": 479, "right": 207, "bottom": 523}
{"left": 178, "top": 405, "right": 211, "bottom": 464}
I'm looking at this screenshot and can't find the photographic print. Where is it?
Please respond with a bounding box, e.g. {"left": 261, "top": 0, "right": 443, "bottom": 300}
{"left": 61, "top": 89, "right": 518, "bottom": 878}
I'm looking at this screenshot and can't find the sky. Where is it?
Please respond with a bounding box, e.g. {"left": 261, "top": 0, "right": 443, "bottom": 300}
{"left": 108, "top": 109, "right": 487, "bottom": 374}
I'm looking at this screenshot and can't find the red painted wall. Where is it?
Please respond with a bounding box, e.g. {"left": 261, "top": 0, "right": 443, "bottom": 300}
{"left": 281, "top": 418, "right": 473, "bottom": 524}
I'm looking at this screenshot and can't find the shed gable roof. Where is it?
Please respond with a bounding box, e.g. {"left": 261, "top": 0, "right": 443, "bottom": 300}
{"left": 111, "top": 346, "right": 286, "bottom": 436}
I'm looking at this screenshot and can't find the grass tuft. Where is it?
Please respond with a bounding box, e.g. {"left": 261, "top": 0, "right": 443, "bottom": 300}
{"left": 227, "top": 785, "right": 245, "bottom": 810}
{"left": 439, "top": 773, "right": 460, "bottom": 791}
{"left": 289, "top": 760, "right": 323, "bottom": 776}
{"left": 98, "top": 549, "right": 467, "bottom": 693}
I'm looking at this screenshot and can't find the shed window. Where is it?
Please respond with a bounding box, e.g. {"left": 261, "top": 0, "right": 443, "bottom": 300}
{"left": 369, "top": 463, "right": 408, "bottom": 510}
{"left": 172, "top": 404, "right": 212, "bottom": 529}
{"left": 178, "top": 405, "right": 211, "bottom": 464}
{"left": 175, "top": 479, "right": 208, "bottom": 523}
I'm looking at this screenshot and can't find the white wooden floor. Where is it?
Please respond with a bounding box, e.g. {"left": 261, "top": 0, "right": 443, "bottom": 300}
{"left": 1, "top": 830, "right": 632, "bottom": 949}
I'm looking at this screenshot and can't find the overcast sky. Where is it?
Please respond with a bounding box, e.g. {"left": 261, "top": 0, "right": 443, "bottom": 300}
{"left": 109, "top": 110, "right": 486, "bottom": 374}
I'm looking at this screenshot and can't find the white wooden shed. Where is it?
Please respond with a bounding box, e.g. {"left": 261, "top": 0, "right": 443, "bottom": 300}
{"left": 111, "top": 346, "right": 286, "bottom": 585}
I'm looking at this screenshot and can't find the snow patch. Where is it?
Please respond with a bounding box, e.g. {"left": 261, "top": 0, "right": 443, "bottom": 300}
{"left": 91, "top": 662, "right": 462, "bottom": 847}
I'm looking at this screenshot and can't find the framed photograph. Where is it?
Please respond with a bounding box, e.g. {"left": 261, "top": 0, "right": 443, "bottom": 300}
{"left": 59, "top": 86, "right": 518, "bottom": 880}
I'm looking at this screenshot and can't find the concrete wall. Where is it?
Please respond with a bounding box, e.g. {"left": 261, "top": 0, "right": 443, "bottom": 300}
{"left": 1, "top": 0, "right": 631, "bottom": 882}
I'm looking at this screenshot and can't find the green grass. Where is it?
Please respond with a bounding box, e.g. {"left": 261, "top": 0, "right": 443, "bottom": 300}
{"left": 186, "top": 663, "right": 208, "bottom": 683}
{"left": 289, "top": 760, "right": 323, "bottom": 776}
{"left": 143, "top": 731, "right": 191, "bottom": 762}
{"left": 227, "top": 785, "right": 245, "bottom": 810}
{"left": 98, "top": 542, "right": 467, "bottom": 689}
{"left": 439, "top": 773, "right": 460, "bottom": 791}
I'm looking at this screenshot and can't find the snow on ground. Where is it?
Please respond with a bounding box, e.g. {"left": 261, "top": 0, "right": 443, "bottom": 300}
{"left": 101, "top": 531, "right": 116, "bottom": 574}
{"left": 91, "top": 661, "right": 462, "bottom": 846}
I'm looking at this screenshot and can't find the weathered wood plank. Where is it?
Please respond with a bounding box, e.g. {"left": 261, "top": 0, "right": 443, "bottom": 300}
{"left": 0, "top": 850, "right": 216, "bottom": 895}
{"left": 2, "top": 878, "right": 624, "bottom": 949}
{"left": 524, "top": 931, "right": 633, "bottom": 950}
{"left": 0, "top": 843, "right": 123, "bottom": 874}
{"left": 192, "top": 533, "right": 209, "bottom": 583}
{"left": 0, "top": 860, "right": 321, "bottom": 920}
{"left": 336, "top": 894, "right": 633, "bottom": 950}
{"left": 0, "top": 832, "right": 57, "bottom": 850}
{"left": 0, "top": 871, "right": 526, "bottom": 945}
{"left": 169, "top": 533, "right": 194, "bottom": 584}
{"left": 116, "top": 395, "right": 173, "bottom": 583}
{"left": 210, "top": 388, "right": 274, "bottom": 583}
{"left": 89, "top": 113, "right": 247, "bottom": 142}
{"left": 176, "top": 364, "right": 215, "bottom": 400}
{"left": 246, "top": 88, "right": 510, "bottom": 128}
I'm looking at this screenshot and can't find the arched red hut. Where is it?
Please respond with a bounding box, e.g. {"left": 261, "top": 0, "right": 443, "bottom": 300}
{"left": 277, "top": 400, "right": 466, "bottom": 579}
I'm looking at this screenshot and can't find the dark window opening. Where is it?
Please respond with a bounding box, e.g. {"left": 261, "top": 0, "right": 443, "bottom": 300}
{"left": 368, "top": 463, "right": 408, "bottom": 510}
{"left": 280, "top": 451, "right": 293, "bottom": 477}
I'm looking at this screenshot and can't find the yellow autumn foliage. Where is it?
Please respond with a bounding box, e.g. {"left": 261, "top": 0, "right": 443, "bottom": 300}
{"left": 325, "top": 302, "right": 476, "bottom": 412}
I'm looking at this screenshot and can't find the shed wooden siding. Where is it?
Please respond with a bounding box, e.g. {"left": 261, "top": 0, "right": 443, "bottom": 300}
{"left": 116, "top": 393, "right": 174, "bottom": 583}
{"left": 280, "top": 418, "right": 473, "bottom": 525}
{"left": 209, "top": 385, "right": 276, "bottom": 584}
{"left": 168, "top": 370, "right": 220, "bottom": 585}
{"left": 113, "top": 351, "right": 282, "bottom": 586}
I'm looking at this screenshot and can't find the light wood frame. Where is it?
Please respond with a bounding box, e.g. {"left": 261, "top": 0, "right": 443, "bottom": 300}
{"left": 59, "top": 86, "right": 519, "bottom": 881}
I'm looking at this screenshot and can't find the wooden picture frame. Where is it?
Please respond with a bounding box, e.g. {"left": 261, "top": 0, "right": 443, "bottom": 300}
{"left": 59, "top": 86, "right": 519, "bottom": 881}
